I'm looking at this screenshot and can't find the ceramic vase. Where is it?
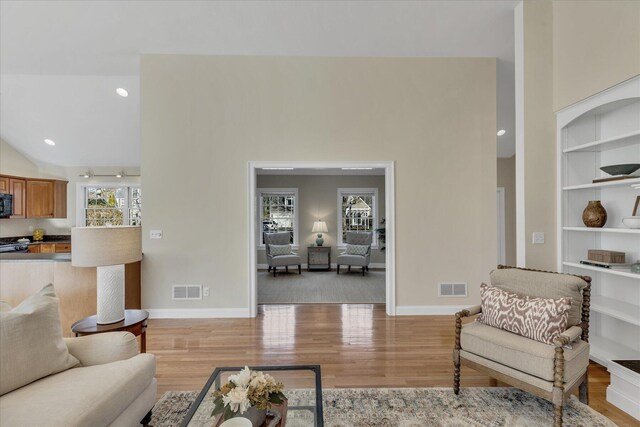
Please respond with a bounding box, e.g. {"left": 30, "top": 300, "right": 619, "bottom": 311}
{"left": 582, "top": 201, "right": 607, "bottom": 228}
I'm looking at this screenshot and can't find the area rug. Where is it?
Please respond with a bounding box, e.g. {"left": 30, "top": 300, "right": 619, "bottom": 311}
{"left": 258, "top": 270, "right": 385, "bottom": 304}
{"left": 151, "top": 387, "right": 616, "bottom": 426}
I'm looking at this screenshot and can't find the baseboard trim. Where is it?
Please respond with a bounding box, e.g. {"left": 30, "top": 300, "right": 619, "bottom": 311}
{"left": 145, "top": 308, "right": 250, "bottom": 319}
{"left": 396, "top": 305, "right": 468, "bottom": 315}
{"left": 257, "top": 263, "right": 386, "bottom": 270}
{"left": 607, "top": 386, "right": 640, "bottom": 421}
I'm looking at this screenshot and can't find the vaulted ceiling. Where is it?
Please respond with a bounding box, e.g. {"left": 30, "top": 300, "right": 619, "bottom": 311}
{"left": 1, "top": 0, "right": 517, "bottom": 167}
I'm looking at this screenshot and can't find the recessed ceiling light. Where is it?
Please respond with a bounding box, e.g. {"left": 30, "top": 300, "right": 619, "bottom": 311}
{"left": 497, "top": 129, "right": 506, "bottom": 136}
{"left": 116, "top": 88, "right": 129, "bottom": 97}
{"left": 44, "top": 139, "right": 55, "bottom": 146}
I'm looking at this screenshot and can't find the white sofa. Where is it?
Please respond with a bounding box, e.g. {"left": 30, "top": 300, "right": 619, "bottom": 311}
{"left": 0, "top": 332, "right": 156, "bottom": 427}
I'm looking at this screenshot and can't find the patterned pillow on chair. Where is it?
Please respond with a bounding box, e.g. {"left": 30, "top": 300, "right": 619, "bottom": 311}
{"left": 345, "top": 244, "right": 369, "bottom": 256}
{"left": 477, "top": 283, "right": 571, "bottom": 345}
{"left": 270, "top": 244, "right": 292, "bottom": 256}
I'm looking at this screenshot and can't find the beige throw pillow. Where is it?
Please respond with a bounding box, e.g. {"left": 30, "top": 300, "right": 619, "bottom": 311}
{"left": 0, "top": 284, "right": 79, "bottom": 395}
{"left": 477, "top": 283, "right": 571, "bottom": 345}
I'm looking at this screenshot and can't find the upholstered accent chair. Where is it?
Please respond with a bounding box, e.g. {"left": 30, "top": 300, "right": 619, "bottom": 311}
{"left": 264, "top": 232, "right": 301, "bottom": 277}
{"left": 453, "top": 266, "right": 591, "bottom": 427}
{"left": 336, "top": 231, "right": 373, "bottom": 276}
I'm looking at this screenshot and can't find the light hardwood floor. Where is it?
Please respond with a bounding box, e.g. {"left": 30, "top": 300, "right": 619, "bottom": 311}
{"left": 148, "top": 303, "right": 638, "bottom": 426}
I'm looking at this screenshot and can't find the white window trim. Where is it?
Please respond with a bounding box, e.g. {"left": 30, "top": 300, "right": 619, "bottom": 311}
{"left": 76, "top": 182, "right": 141, "bottom": 227}
{"left": 257, "top": 188, "right": 299, "bottom": 250}
{"left": 337, "top": 187, "right": 378, "bottom": 249}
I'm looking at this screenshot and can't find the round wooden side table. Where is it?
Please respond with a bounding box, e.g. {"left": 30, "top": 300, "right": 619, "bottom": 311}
{"left": 71, "top": 309, "right": 149, "bottom": 353}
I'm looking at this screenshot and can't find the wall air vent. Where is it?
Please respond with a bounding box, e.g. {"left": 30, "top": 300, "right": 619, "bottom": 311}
{"left": 172, "top": 285, "right": 202, "bottom": 300}
{"left": 439, "top": 282, "right": 468, "bottom": 297}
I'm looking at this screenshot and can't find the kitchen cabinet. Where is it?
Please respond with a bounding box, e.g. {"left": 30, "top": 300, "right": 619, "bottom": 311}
{"left": 0, "top": 174, "right": 67, "bottom": 219}
{"left": 27, "top": 243, "right": 71, "bottom": 253}
{"left": 9, "top": 178, "right": 26, "bottom": 218}
{"left": 26, "top": 179, "right": 67, "bottom": 219}
{"left": 0, "top": 177, "right": 8, "bottom": 193}
{"left": 54, "top": 243, "right": 71, "bottom": 253}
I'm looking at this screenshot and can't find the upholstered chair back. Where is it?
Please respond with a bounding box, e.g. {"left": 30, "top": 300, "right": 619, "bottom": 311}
{"left": 264, "top": 232, "right": 291, "bottom": 255}
{"left": 490, "top": 268, "right": 588, "bottom": 327}
{"left": 345, "top": 231, "right": 373, "bottom": 247}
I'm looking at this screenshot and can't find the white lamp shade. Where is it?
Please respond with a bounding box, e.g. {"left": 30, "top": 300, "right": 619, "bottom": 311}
{"left": 71, "top": 226, "right": 142, "bottom": 267}
{"left": 312, "top": 220, "right": 328, "bottom": 233}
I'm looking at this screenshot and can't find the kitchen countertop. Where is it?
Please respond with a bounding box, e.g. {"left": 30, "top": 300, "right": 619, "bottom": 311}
{"left": 0, "top": 253, "right": 71, "bottom": 262}
{"left": 0, "top": 235, "right": 71, "bottom": 245}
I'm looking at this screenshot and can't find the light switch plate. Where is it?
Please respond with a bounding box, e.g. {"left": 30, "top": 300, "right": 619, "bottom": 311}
{"left": 203, "top": 287, "right": 210, "bottom": 297}
{"left": 532, "top": 232, "right": 545, "bottom": 244}
{"left": 150, "top": 230, "right": 163, "bottom": 239}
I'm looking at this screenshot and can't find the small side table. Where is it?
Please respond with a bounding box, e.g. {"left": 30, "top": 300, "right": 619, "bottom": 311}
{"left": 308, "top": 245, "right": 331, "bottom": 271}
{"left": 71, "top": 309, "right": 149, "bottom": 353}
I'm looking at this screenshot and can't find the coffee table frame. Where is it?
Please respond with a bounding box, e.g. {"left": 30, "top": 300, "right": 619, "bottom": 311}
{"left": 181, "top": 364, "right": 323, "bottom": 427}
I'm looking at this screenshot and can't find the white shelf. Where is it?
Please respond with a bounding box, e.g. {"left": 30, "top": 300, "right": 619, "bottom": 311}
{"left": 563, "top": 129, "right": 640, "bottom": 153}
{"left": 562, "top": 177, "right": 640, "bottom": 191}
{"left": 562, "top": 227, "right": 640, "bottom": 234}
{"left": 563, "top": 261, "right": 640, "bottom": 279}
{"left": 591, "top": 296, "right": 640, "bottom": 326}
{"left": 590, "top": 336, "right": 640, "bottom": 368}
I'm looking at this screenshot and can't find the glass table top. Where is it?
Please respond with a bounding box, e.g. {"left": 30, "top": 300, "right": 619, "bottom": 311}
{"left": 181, "top": 365, "right": 323, "bottom": 427}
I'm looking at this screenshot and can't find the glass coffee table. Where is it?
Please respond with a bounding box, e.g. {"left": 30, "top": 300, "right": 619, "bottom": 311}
{"left": 180, "top": 365, "right": 323, "bottom": 427}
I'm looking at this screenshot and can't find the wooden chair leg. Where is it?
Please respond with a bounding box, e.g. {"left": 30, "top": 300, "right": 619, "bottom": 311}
{"left": 453, "top": 362, "right": 461, "bottom": 395}
{"left": 337, "top": 265, "right": 340, "bottom": 274}
{"left": 348, "top": 265, "right": 351, "bottom": 272}
{"left": 553, "top": 404, "right": 563, "bottom": 427}
{"left": 273, "top": 267, "right": 277, "bottom": 277}
{"left": 268, "top": 266, "right": 271, "bottom": 272}
{"left": 298, "top": 264, "right": 301, "bottom": 274}
{"left": 362, "top": 266, "right": 365, "bottom": 276}
{"left": 579, "top": 373, "right": 589, "bottom": 404}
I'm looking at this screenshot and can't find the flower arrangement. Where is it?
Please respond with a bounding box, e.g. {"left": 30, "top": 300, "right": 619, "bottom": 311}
{"left": 211, "top": 366, "right": 287, "bottom": 421}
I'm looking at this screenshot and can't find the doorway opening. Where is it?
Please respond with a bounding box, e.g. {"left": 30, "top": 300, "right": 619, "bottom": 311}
{"left": 248, "top": 161, "right": 395, "bottom": 317}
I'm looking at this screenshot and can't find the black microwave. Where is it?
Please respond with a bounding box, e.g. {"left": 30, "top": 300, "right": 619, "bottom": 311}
{"left": 0, "top": 193, "right": 13, "bottom": 218}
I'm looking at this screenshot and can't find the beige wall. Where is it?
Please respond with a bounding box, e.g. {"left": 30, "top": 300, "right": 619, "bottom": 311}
{"left": 256, "top": 174, "right": 386, "bottom": 266}
{"left": 517, "top": 0, "right": 639, "bottom": 270}
{"left": 141, "top": 55, "right": 496, "bottom": 311}
{"left": 497, "top": 156, "right": 516, "bottom": 266}
{"left": 553, "top": 1, "right": 640, "bottom": 111}
{"left": 0, "top": 138, "right": 140, "bottom": 237}
{"left": 518, "top": 0, "right": 557, "bottom": 270}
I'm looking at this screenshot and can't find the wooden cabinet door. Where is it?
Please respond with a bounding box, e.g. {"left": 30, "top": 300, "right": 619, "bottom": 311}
{"left": 40, "top": 244, "right": 55, "bottom": 253}
{"left": 26, "top": 180, "right": 54, "bottom": 218}
{"left": 53, "top": 180, "right": 67, "bottom": 218}
{"left": 9, "top": 179, "right": 26, "bottom": 218}
{"left": 0, "top": 176, "right": 8, "bottom": 193}
{"left": 27, "top": 245, "right": 41, "bottom": 253}
{"left": 54, "top": 243, "right": 71, "bottom": 253}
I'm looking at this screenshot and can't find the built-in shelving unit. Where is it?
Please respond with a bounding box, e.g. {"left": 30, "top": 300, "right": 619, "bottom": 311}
{"left": 590, "top": 336, "right": 640, "bottom": 368}
{"left": 562, "top": 261, "right": 639, "bottom": 280}
{"left": 562, "top": 226, "right": 640, "bottom": 234}
{"left": 563, "top": 129, "right": 640, "bottom": 153}
{"left": 556, "top": 75, "right": 640, "bottom": 394}
{"left": 562, "top": 177, "right": 640, "bottom": 191}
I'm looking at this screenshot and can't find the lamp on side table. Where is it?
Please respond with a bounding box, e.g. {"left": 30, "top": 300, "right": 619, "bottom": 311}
{"left": 71, "top": 226, "right": 142, "bottom": 324}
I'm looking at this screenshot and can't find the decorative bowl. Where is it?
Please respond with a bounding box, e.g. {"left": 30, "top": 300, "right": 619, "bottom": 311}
{"left": 600, "top": 164, "right": 640, "bottom": 176}
{"left": 622, "top": 216, "right": 640, "bottom": 229}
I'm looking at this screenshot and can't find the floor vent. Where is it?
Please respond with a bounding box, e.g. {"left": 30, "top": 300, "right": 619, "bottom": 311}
{"left": 172, "top": 285, "right": 202, "bottom": 300}
{"left": 439, "top": 282, "right": 467, "bottom": 297}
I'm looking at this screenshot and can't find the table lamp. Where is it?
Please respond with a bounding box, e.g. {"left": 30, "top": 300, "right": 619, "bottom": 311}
{"left": 312, "top": 220, "right": 328, "bottom": 246}
{"left": 71, "top": 226, "right": 142, "bottom": 324}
